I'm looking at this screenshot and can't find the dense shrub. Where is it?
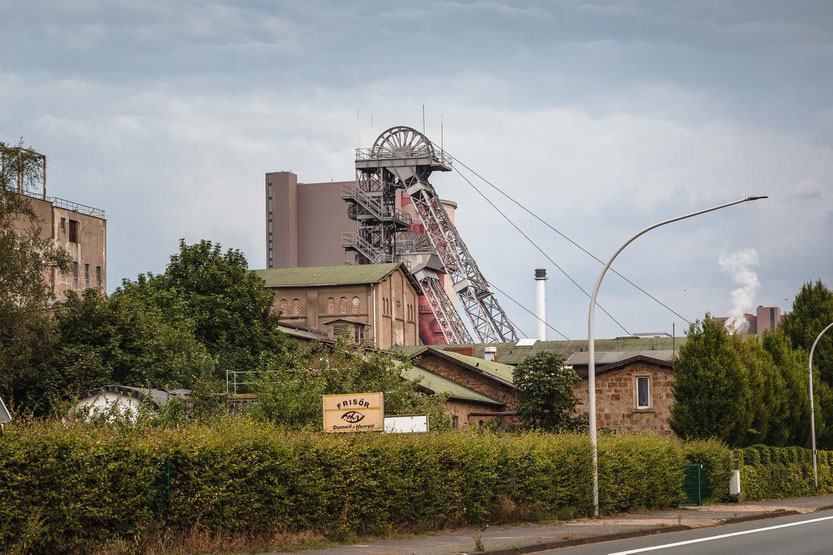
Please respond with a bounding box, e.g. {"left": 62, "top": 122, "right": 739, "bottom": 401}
{"left": 0, "top": 420, "right": 687, "bottom": 552}
{"left": 739, "top": 444, "right": 833, "bottom": 500}
{"left": 682, "top": 439, "right": 734, "bottom": 502}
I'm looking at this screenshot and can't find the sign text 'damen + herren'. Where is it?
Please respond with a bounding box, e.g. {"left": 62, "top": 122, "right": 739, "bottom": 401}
{"left": 323, "top": 392, "right": 384, "bottom": 433}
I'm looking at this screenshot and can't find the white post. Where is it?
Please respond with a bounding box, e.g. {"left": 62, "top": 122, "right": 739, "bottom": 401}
{"left": 588, "top": 196, "right": 766, "bottom": 517}
{"left": 809, "top": 321, "right": 833, "bottom": 489}
{"left": 535, "top": 268, "right": 547, "bottom": 341}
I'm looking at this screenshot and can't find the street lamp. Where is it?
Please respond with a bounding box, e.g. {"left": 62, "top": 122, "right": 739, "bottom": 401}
{"left": 587, "top": 196, "right": 767, "bottom": 517}
{"left": 809, "top": 321, "right": 833, "bottom": 489}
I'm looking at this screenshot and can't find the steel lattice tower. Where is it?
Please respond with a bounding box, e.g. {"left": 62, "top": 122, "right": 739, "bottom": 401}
{"left": 343, "top": 126, "right": 517, "bottom": 344}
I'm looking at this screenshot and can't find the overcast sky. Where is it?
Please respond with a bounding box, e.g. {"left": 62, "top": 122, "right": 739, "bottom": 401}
{"left": 2, "top": 1, "right": 831, "bottom": 340}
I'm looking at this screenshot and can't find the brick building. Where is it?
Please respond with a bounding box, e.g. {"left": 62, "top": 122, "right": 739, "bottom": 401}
{"left": 5, "top": 144, "right": 107, "bottom": 300}
{"left": 399, "top": 344, "right": 677, "bottom": 433}
{"left": 407, "top": 347, "right": 517, "bottom": 430}
{"left": 254, "top": 262, "right": 419, "bottom": 350}
{"left": 17, "top": 195, "right": 107, "bottom": 299}
{"left": 568, "top": 351, "right": 675, "bottom": 433}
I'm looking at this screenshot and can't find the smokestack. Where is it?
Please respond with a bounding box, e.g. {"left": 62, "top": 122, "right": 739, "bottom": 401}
{"left": 535, "top": 268, "right": 547, "bottom": 341}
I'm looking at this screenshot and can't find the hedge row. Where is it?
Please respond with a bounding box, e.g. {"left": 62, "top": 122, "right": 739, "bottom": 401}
{"left": 0, "top": 420, "right": 690, "bottom": 552}
{"left": 682, "top": 439, "right": 734, "bottom": 502}
{"left": 739, "top": 444, "right": 833, "bottom": 500}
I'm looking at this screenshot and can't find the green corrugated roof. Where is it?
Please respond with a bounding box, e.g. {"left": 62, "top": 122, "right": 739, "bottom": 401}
{"left": 399, "top": 362, "right": 503, "bottom": 406}
{"left": 254, "top": 263, "right": 401, "bottom": 287}
{"left": 435, "top": 349, "right": 516, "bottom": 383}
{"left": 277, "top": 325, "right": 330, "bottom": 342}
{"left": 393, "top": 336, "right": 686, "bottom": 366}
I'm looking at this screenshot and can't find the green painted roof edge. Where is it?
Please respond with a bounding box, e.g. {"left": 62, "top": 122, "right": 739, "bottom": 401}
{"left": 253, "top": 263, "right": 401, "bottom": 287}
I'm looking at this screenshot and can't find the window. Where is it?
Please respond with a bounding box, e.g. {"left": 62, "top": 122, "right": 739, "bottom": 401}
{"left": 72, "top": 261, "right": 78, "bottom": 278}
{"left": 291, "top": 298, "right": 301, "bottom": 316}
{"left": 352, "top": 296, "right": 360, "bottom": 313}
{"left": 84, "top": 264, "right": 90, "bottom": 281}
{"left": 451, "top": 414, "right": 459, "bottom": 430}
{"left": 327, "top": 297, "right": 335, "bottom": 314}
{"left": 279, "top": 299, "right": 288, "bottom": 313}
{"left": 68, "top": 220, "right": 79, "bottom": 243}
{"left": 60, "top": 217, "right": 66, "bottom": 230}
{"left": 355, "top": 325, "right": 364, "bottom": 343}
{"left": 636, "top": 376, "right": 650, "bottom": 409}
{"left": 339, "top": 297, "right": 348, "bottom": 313}
{"left": 96, "top": 266, "right": 101, "bottom": 282}
{"left": 333, "top": 324, "right": 348, "bottom": 337}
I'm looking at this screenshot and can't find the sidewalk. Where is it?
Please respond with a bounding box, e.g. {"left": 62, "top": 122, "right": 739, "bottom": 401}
{"left": 286, "top": 494, "right": 833, "bottom": 555}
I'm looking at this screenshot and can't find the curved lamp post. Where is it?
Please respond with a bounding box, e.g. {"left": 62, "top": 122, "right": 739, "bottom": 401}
{"left": 809, "top": 321, "right": 833, "bottom": 488}
{"left": 588, "top": 196, "right": 767, "bottom": 517}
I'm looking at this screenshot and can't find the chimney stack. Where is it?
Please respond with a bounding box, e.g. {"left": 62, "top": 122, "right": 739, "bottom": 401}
{"left": 535, "top": 268, "right": 547, "bottom": 341}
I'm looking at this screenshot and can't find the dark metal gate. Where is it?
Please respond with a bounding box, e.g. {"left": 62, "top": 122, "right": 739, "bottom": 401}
{"left": 682, "top": 463, "right": 708, "bottom": 505}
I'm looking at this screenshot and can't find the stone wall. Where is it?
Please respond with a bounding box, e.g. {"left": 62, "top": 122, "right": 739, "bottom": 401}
{"left": 573, "top": 361, "right": 674, "bottom": 433}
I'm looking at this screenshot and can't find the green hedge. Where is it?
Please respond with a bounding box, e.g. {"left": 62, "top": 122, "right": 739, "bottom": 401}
{"left": 740, "top": 444, "right": 833, "bottom": 500}
{"left": 0, "top": 421, "right": 687, "bottom": 552}
{"left": 682, "top": 439, "right": 733, "bottom": 502}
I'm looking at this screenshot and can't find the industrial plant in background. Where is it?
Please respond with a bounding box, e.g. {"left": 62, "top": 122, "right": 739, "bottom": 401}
{"left": 266, "top": 126, "right": 519, "bottom": 346}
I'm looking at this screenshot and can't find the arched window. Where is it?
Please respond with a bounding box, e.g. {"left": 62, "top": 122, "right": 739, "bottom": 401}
{"left": 279, "top": 299, "right": 287, "bottom": 313}
{"left": 339, "top": 296, "right": 348, "bottom": 313}
{"left": 292, "top": 298, "right": 300, "bottom": 316}
{"left": 352, "top": 296, "right": 360, "bottom": 313}
{"left": 327, "top": 297, "right": 335, "bottom": 314}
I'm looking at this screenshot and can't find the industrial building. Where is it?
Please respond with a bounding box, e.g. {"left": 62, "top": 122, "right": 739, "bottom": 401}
{"left": 4, "top": 144, "right": 106, "bottom": 300}
{"left": 713, "top": 306, "right": 784, "bottom": 335}
{"left": 254, "top": 262, "right": 420, "bottom": 350}
{"left": 265, "top": 126, "right": 519, "bottom": 346}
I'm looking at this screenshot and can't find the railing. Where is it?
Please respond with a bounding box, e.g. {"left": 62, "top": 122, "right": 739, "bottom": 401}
{"left": 342, "top": 232, "right": 388, "bottom": 264}
{"left": 17, "top": 191, "right": 106, "bottom": 219}
{"left": 355, "top": 147, "right": 453, "bottom": 167}
{"left": 48, "top": 196, "right": 106, "bottom": 219}
{"left": 341, "top": 184, "right": 411, "bottom": 225}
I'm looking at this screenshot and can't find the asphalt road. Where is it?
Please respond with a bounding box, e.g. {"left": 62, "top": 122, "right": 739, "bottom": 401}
{"left": 547, "top": 511, "right": 833, "bottom": 554}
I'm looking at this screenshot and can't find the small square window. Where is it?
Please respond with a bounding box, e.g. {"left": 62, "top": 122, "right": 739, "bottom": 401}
{"left": 636, "top": 376, "right": 650, "bottom": 409}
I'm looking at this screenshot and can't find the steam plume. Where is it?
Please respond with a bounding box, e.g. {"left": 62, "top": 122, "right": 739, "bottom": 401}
{"left": 718, "top": 249, "right": 760, "bottom": 334}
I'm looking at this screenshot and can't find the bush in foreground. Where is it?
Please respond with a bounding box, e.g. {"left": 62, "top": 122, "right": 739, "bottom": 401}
{"left": 0, "top": 419, "right": 685, "bottom": 552}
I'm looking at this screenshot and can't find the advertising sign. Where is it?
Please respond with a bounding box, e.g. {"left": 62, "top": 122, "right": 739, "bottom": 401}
{"left": 323, "top": 392, "right": 384, "bottom": 433}
{"left": 384, "top": 414, "right": 429, "bottom": 433}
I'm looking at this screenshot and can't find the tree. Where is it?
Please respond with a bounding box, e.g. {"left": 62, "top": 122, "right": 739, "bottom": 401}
{"left": 513, "top": 351, "right": 581, "bottom": 431}
{"left": 54, "top": 289, "right": 217, "bottom": 397}
{"left": 251, "top": 335, "right": 450, "bottom": 430}
{"left": 760, "top": 329, "right": 810, "bottom": 446}
{"left": 781, "top": 280, "right": 833, "bottom": 384}
{"left": 118, "top": 240, "right": 286, "bottom": 374}
{"left": 0, "top": 141, "right": 70, "bottom": 415}
{"left": 670, "top": 317, "right": 753, "bottom": 445}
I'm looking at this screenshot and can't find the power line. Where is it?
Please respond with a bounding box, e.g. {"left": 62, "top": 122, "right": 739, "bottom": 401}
{"left": 451, "top": 164, "right": 632, "bottom": 336}
{"left": 440, "top": 146, "right": 692, "bottom": 326}
{"left": 488, "top": 280, "right": 570, "bottom": 341}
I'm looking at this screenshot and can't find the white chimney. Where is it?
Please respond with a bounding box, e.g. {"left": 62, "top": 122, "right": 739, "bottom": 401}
{"left": 535, "top": 268, "right": 547, "bottom": 341}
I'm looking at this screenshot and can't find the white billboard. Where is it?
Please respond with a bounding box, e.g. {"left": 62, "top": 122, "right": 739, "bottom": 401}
{"left": 384, "top": 414, "right": 429, "bottom": 433}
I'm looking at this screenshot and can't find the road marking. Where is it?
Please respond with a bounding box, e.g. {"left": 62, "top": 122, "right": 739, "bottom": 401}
{"left": 607, "top": 514, "right": 833, "bottom": 554}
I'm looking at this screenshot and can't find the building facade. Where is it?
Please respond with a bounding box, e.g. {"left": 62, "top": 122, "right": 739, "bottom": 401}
{"left": 265, "top": 171, "right": 356, "bottom": 269}
{"left": 255, "top": 263, "right": 419, "bottom": 350}
{"left": 12, "top": 193, "right": 106, "bottom": 300}
{"left": 713, "top": 306, "right": 784, "bottom": 335}
{"left": 570, "top": 353, "right": 675, "bottom": 434}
